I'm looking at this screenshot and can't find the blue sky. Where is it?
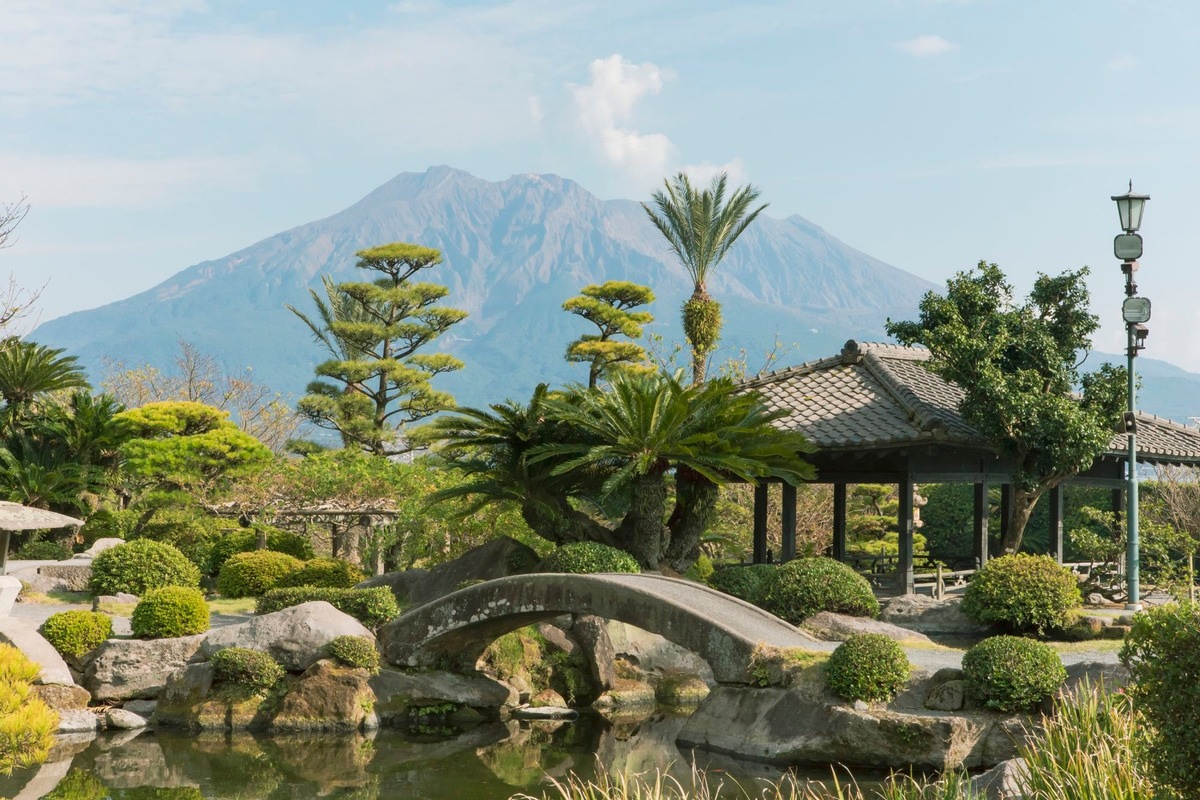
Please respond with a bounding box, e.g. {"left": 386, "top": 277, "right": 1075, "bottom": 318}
{"left": 5, "top": 0, "right": 1200, "bottom": 368}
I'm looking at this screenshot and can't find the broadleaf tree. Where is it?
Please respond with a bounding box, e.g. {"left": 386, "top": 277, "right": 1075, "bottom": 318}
{"left": 886, "top": 261, "right": 1126, "bottom": 553}
{"left": 289, "top": 243, "right": 467, "bottom": 455}
{"left": 642, "top": 172, "right": 767, "bottom": 384}
{"left": 563, "top": 281, "right": 655, "bottom": 388}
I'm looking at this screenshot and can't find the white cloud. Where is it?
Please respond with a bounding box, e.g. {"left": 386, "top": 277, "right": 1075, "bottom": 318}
{"left": 895, "top": 35, "right": 959, "bottom": 57}
{"left": 682, "top": 158, "right": 748, "bottom": 186}
{"left": 571, "top": 55, "right": 677, "bottom": 180}
{"left": 1107, "top": 54, "right": 1138, "bottom": 71}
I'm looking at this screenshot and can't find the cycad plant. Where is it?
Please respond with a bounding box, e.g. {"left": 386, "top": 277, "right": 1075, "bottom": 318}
{"left": 642, "top": 172, "right": 767, "bottom": 384}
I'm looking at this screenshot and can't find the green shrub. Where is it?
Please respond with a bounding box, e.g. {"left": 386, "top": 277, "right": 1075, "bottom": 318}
{"left": 0, "top": 642, "right": 57, "bottom": 775}
{"left": 14, "top": 540, "right": 72, "bottom": 561}
{"left": 962, "top": 635, "right": 1066, "bottom": 712}
{"left": 131, "top": 586, "right": 211, "bottom": 638}
{"left": 39, "top": 611, "right": 112, "bottom": 660}
{"left": 79, "top": 508, "right": 137, "bottom": 546}
{"left": 1120, "top": 601, "right": 1200, "bottom": 796}
{"left": 132, "top": 507, "right": 226, "bottom": 575}
{"left": 216, "top": 550, "right": 303, "bottom": 598}
{"left": 275, "top": 557, "right": 365, "bottom": 589}
{"left": 208, "top": 526, "right": 314, "bottom": 575}
{"left": 538, "top": 542, "right": 641, "bottom": 574}
{"left": 961, "top": 553, "right": 1082, "bottom": 635}
{"left": 89, "top": 539, "right": 202, "bottom": 596}
{"left": 210, "top": 647, "right": 284, "bottom": 691}
{"left": 708, "top": 564, "right": 776, "bottom": 604}
{"left": 255, "top": 587, "right": 400, "bottom": 628}
{"left": 824, "top": 633, "right": 911, "bottom": 702}
{"left": 758, "top": 557, "right": 880, "bottom": 624}
{"left": 325, "top": 635, "right": 380, "bottom": 673}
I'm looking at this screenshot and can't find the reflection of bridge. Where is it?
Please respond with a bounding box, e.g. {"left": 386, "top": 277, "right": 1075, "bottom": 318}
{"left": 379, "top": 573, "right": 818, "bottom": 684}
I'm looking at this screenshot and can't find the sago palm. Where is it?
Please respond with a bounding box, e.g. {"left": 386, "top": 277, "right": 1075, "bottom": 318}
{"left": 0, "top": 338, "right": 89, "bottom": 431}
{"left": 642, "top": 172, "right": 767, "bottom": 383}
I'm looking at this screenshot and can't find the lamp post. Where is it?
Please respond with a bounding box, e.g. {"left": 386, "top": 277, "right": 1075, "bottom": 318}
{"left": 1112, "top": 181, "right": 1150, "bottom": 611}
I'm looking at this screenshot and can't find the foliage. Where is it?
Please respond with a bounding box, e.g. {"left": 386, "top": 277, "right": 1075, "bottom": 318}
{"left": 539, "top": 541, "right": 641, "bottom": 574}
{"left": 80, "top": 507, "right": 137, "bottom": 544}
{"left": 131, "top": 586, "right": 211, "bottom": 638}
{"left": 962, "top": 635, "right": 1066, "bottom": 712}
{"left": 124, "top": 502, "right": 229, "bottom": 575}
{"left": 325, "top": 635, "right": 380, "bottom": 673}
{"left": 1120, "top": 601, "right": 1200, "bottom": 796}
{"left": 961, "top": 553, "right": 1082, "bottom": 635}
{"left": 886, "top": 262, "right": 1126, "bottom": 553}
{"left": 216, "top": 550, "right": 303, "bottom": 598}
{"left": 0, "top": 642, "right": 57, "bottom": 775}
{"left": 707, "top": 564, "right": 776, "bottom": 604}
{"left": 276, "top": 556, "right": 365, "bottom": 589}
{"left": 39, "top": 610, "right": 112, "bottom": 659}
{"left": 642, "top": 171, "right": 768, "bottom": 383}
{"left": 431, "top": 370, "right": 815, "bottom": 572}
{"left": 15, "top": 538, "right": 72, "bottom": 560}
{"left": 44, "top": 768, "right": 109, "bottom": 800}
{"left": 824, "top": 633, "right": 911, "bottom": 703}
{"left": 0, "top": 338, "right": 89, "bottom": 431}
{"left": 210, "top": 647, "right": 285, "bottom": 691}
{"left": 709, "top": 483, "right": 832, "bottom": 562}
{"left": 89, "top": 538, "right": 202, "bottom": 596}
{"left": 1070, "top": 505, "right": 1196, "bottom": 600}
{"left": 208, "top": 526, "right": 314, "bottom": 575}
{"left": 758, "top": 557, "right": 880, "bottom": 624}
{"left": 289, "top": 242, "right": 467, "bottom": 455}
{"left": 255, "top": 586, "right": 400, "bottom": 628}
{"left": 101, "top": 338, "right": 300, "bottom": 454}
{"left": 563, "top": 281, "right": 655, "bottom": 388}
{"left": 746, "top": 644, "right": 829, "bottom": 688}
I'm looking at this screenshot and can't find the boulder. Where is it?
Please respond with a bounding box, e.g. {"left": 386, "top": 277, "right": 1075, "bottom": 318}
{"left": 154, "top": 662, "right": 270, "bottom": 731}
{"left": 572, "top": 614, "right": 616, "bottom": 691}
{"left": 77, "top": 538, "right": 124, "bottom": 558}
{"left": 56, "top": 709, "right": 101, "bottom": 733}
{"left": 0, "top": 618, "right": 74, "bottom": 685}
{"left": 603, "top": 620, "right": 715, "bottom": 683}
{"left": 269, "top": 659, "right": 374, "bottom": 732}
{"left": 33, "top": 683, "right": 91, "bottom": 710}
{"left": 530, "top": 688, "right": 567, "bottom": 708}
{"left": 1061, "top": 660, "right": 1131, "bottom": 697}
{"left": 84, "top": 634, "right": 206, "bottom": 702}
{"left": 593, "top": 678, "right": 656, "bottom": 710}
{"left": 802, "top": 611, "right": 934, "bottom": 644}
{"left": 201, "top": 601, "right": 373, "bottom": 671}
{"left": 655, "top": 672, "right": 710, "bottom": 707}
{"left": 359, "top": 536, "right": 539, "bottom": 606}
{"left": 536, "top": 620, "right": 579, "bottom": 657}
{"left": 925, "top": 679, "right": 967, "bottom": 712}
{"left": 106, "top": 708, "right": 149, "bottom": 730}
{"left": 123, "top": 698, "right": 158, "bottom": 717}
{"left": 879, "top": 595, "right": 991, "bottom": 636}
{"left": 32, "top": 564, "right": 92, "bottom": 592}
{"left": 357, "top": 568, "right": 428, "bottom": 606}
{"left": 370, "top": 667, "right": 516, "bottom": 724}
{"left": 971, "top": 758, "right": 1030, "bottom": 800}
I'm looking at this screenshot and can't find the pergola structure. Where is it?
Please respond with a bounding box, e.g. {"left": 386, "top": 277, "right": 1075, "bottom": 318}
{"left": 741, "top": 340, "right": 1200, "bottom": 594}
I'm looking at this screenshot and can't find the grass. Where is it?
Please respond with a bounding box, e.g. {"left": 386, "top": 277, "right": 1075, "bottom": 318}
{"left": 15, "top": 589, "right": 90, "bottom": 606}
{"left": 208, "top": 596, "right": 258, "bottom": 616}
{"left": 93, "top": 600, "right": 137, "bottom": 617}
{"left": 1045, "top": 638, "right": 1125, "bottom": 655}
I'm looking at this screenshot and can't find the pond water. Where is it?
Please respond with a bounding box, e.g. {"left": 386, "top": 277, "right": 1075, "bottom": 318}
{"left": 2, "top": 712, "right": 886, "bottom": 799}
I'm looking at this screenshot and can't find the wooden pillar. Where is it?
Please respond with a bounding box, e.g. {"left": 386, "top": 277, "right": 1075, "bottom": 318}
{"left": 999, "top": 484, "right": 1012, "bottom": 553}
{"left": 832, "top": 482, "right": 848, "bottom": 562}
{"left": 1112, "top": 487, "right": 1125, "bottom": 518}
{"left": 781, "top": 483, "right": 797, "bottom": 562}
{"left": 1048, "top": 485, "right": 1065, "bottom": 564}
{"left": 753, "top": 483, "right": 769, "bottom": 564}
{"left": 898, "top": 475, "right": 915, "bottom": 595}
{"left": 973, "top": 482, "right": 990, "bottom": 569}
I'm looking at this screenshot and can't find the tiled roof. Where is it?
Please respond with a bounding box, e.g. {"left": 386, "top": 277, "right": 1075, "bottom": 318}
{"left": 742, "top": 339, "right": 1200, "bottom": 464}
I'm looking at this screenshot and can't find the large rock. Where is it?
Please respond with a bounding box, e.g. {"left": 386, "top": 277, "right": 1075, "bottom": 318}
{"left": 359, "top": 536, "right": 539, "bottom": 607}
{"left": 56, "top": 709, "right": 101, "bottom": 733}
{"left": 32, "top": 564, "right": 92, "bottom": 592}
{"left": 201, "top": 601, "right": 373, "bottom": 671}
{"left": 971, "top": 758, "right": 1030, "bottom": 800}
{"left": 1061, "top": 660, "right": 1130, "bottom": 697}
{"left": 106, "top": 708, "right": 149, "bottom": 730}
{"left": 33, "top": 683, "right": 91, "bottom": 710}
{"left": 678, "top": 685, "right": 1026, "bottom": 770}
{"left": 879, "top": 595, "right": 991, "bottom": 636}
{"left": 572, "top": 615, "right": 616, "bottom": 691}
{"left": 370, "top": 667, "right": 516, "bottom": 724}
{"left": 77, "top": 538, "right": 124, "bottom": 558}
{"left": 269, "top": 659, "right": 375, "bottom": 732}
{"left": 84, "top": 634, "right": 206, "bottom": 702}
{"left": 0, "top": 618, "right": 74, "bottom": 686}
{"left": 604, "top": 620, "right": 714, "bottom": 684}
{"left": 801, "top": 611, "right": 934, "bottom": 644}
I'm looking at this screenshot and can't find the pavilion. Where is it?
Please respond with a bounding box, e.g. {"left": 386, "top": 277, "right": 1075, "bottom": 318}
{"left": 741, "top": 339, "right": 1200, "bottom": 593}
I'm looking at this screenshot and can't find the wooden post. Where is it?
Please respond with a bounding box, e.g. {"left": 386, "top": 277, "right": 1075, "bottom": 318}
{"left": 781, "top": 483, "right": 797, "bottom": 562}
{"left": 999, "top": 484, "right": 1012, "bottom": 552}
{"left": 973, "top": 482, "right": 989, "bottom": 568}
{"left": 832, "top": 482, "right": 847, "bottom": 562}
{"left": 898, "top": 475, "right": 915, "bottom": 595}
{"left": 936, "top": 564, "right": 944, "bottom": 600}
{"left": 1048, "top": 485, "right": 1065, "bottom": 564}
{"left": 753, "top": 483, "right": 769, "bottom": 564}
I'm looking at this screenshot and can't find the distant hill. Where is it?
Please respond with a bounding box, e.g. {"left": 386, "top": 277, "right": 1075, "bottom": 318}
{"left": 31, "top": 165, "right": 1200, "bottom": 425}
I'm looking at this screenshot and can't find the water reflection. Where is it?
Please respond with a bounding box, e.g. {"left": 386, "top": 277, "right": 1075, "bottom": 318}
{"left": 3, "top": 711, "right": 868, "bottom": 800}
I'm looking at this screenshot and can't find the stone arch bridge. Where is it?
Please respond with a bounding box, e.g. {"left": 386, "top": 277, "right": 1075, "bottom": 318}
{"left": 378, "top": 573, "right": 818, "bottom": 684}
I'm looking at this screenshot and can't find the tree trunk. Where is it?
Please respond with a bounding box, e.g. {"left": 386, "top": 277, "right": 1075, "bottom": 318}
{"left": 663, "top": 470, "right": 719, "bottom": 572}
{"left": 1000, "top": 485, "right": 1046, "bottom": 554}
{"left": 682, "top": 287, "right": 721, "bottom": 385}
{"left": 617, "top": 471, "right": 669, "bottom": 569}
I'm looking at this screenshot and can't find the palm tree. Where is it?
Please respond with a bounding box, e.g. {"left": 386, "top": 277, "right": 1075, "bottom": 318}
{"left": 0, "top": 338, "right": 89, "bottom": 431}
{"left": 642, "top": 172, "right": 768, "bottom": 384}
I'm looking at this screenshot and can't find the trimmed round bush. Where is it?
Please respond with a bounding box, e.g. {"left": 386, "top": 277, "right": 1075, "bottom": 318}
{"left": 131, "top": 586, "right": 211, "bottom": 638}
{"left": 210, "top": 647, "right": 284, "bottom": 691}
{"left": 825, "top": 633, "right": 911, "bottom": 702}
{"left": 275, "top": 557, "right": 365, "bottom": 589}
{"left": 539, "top": 542, "right": 641, "bottom": 574}
{"left": 758, "top": 557, "right": 880, "bottom": 624}
{"left": 962, "top": 635, "right": 1067, "bottom": 712}
{"left": 15, "top": 540, "right": 72, "bottom": 561}
{"left": 255, "top": 587, "right": 400, "bottom": 628}
{"left": 325, "top": 635, "right": 380, "bottom": 673}
{"left": 89, "top": 539, "right": 202, "bottom": 596}
{"left": 708, "top": 564, "right": 776, "bottom": 604}
{"left": 1120, "top": 601, "right": 1200, "bottom": 796}
{"left": 961, "top": 553, "right": 1082, "bottom": 635}
{"left": 216, "top": 550, "right": 303, "bottom": 598}
{"left": 208, "top": 527, "right": 314, "bottom": 575}
{"left": 40, "top": 611, "right": 112, "bottom": 659}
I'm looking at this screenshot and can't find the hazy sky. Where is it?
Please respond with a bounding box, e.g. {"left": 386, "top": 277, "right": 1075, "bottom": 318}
{"left": 5, "top": 0, "right": 1199, "bottom": 368}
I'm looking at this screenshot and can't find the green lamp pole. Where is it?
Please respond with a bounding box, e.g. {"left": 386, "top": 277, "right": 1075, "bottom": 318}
{"left": 1112, "top": 181, "right": 1150, "bottom": 611}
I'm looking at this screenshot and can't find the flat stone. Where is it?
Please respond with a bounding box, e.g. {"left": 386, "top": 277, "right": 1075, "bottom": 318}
{"left": 84, "top": 634, "right": 206, "bottom": 702}
{"left": 201, "top": 601, "right": 373, "bottom": 672}
{"left": 106, "top": 708, "right": 149, "bottom": 729}
{"left": 0, "top": 617, "right": 74, "bottom": 685}
{"left": 802, "top": 611, "right": 935, "bottom": 644}
{"left": 879, "top": 595, "right": 991, "bottom": 636}
{"left": 34, "top": 564, "right": 92, "bottom": 592}
{"left": 57, "top": 709, "right": 101, "bottom": 732}
{"left": 512, "top": 706, "right": 578, "bottom": 720}
{"left": 122, "top": 698, "right": 158, "bottom": 716}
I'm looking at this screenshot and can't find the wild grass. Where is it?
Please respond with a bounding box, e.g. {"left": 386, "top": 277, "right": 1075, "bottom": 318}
{"left": 208, "top": 596, "right": 258, "bottom": 616}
